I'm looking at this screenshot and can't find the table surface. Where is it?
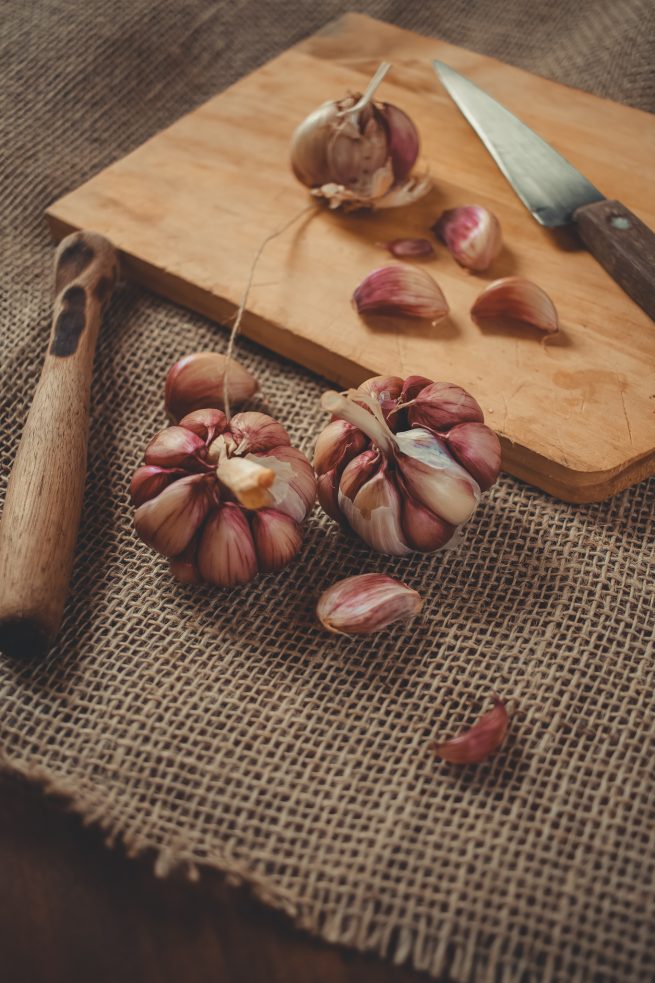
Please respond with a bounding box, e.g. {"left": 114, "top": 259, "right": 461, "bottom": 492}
{"left": 0, "top": 773, "right": 439, "bottom": 983}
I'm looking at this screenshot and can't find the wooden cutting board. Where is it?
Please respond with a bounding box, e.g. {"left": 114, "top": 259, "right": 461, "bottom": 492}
{"left": 45, "top": 13, "right": 655, "bottom": 503}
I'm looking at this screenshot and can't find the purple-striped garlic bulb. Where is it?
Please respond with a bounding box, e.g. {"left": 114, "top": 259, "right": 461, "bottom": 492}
{"left": 314, "top": 375, "right": 501, "bottom": 555}
{"left": 131, "top": 409, "right": 316, "bottom": 586}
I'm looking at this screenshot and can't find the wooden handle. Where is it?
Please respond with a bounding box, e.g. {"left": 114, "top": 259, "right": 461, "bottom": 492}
{"left": 573, "top": 199, "right": 655, "bottom": 321}
{"left": 0, "top": 231, "right": 118, "bottom": 657}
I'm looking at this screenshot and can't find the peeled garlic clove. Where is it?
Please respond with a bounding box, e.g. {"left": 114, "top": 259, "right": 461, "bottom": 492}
{"left": 384, "top": 238, "right": 434, "bottom": 259}
{"left": 399, "top": 485, "right": 456, "bottom": 552}
{"left": 446, "top": 423, "right": 501, "bottom": 492}
{"left": 404, "top": 381, "right": 484, "bottom": 431}
{"left": 434, "top": 205, "right": 502, "bottom": 272}
{"left": 313, "top": 419, "right": 368, "bottom": 474}
{"left": 165, "top": 352, "right": 258, "bottom": 422}
{"left": 395, "top": 428, "right": 480, "bottom": 527}
{"left": 471, "top": 276, "right": 559, "bottom": 333}
{"left": 432, "top": 695, "right": 509, "bottom": 764}
{"left": 178, "top": 408, "right": 227, "bottom": 444}
{"left": 228, "top": 411, "right": 291, "bottom": 454}
{"left": 251, "top": 509, "right": 303, "bottom": 573}
{"left": 144, "top": 425, "right": 206, "bottom": 468}
{"left": 170, "top": 537, "right": 202, "bottom": 584}
{"left": 197, "top": 503, "right": 258, "bottom": 587}
{"left": 134, "top": 474, "right": 211, "bottom": 558}
{"left": 130, "top": 464, "right": 182, "bottom": 507}
{"left": 340, "top": 467, "right": 410, "bottom": 556}
{"left": 316, "top": 573, "right": 422, "bottom": 635}
{"left": 353, "top": 265, "right": 449, "bottom": 321}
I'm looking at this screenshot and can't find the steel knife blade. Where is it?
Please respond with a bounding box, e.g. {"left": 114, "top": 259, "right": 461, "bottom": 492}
{"left": 433, "top": 60, "right": 655, "bottom": 320}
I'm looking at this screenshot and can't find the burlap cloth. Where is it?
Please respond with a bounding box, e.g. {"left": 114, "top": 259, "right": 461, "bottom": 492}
{"left": 1, "top": 2, "right": 654, "bottom": 981}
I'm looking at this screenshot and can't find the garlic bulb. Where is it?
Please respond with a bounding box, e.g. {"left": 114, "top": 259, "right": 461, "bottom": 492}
{"left": 317, "top": 573, "right": 422, "bottom": 635}
{"left": 131, "top": 409, "right": 316, "bottom": 586}
{"left": 314, "top": 375, "right": 501, "bottom": 555}
{"left": 165, "top": 351, "right": 258, "bottom": 422}
{"left": 434, "top": 205, "right": 502, "bottom": 272}
{"left": 353, "top": 266, "right": 449, "bottom": 321}
{"left": 290, "top": 62, "right": 431, "bottom": 210}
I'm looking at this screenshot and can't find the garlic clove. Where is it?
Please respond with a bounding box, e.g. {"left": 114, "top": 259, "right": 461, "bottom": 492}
{"left": 130, "top": 464, "right": 183, "bottom": 507}
{"left": 432, "top": 695, "right": 509, "bottom": 764}
{"left": 169, "top": 537, "right": 202, "bottom": 584}
{"left": 340, "top": 467, "right": 410, "bottom": 556}
{"left": 327, "top": 105, "right": 390, "bottom": 199}
{"left": 251, "top": 445, "right": 317, "bottom": 523}
{"left": 228, "top": 412, "right": 291, "bottom": 454}
{"left": 338, "top": 449, "right": 380, "bottom": 502}
{"left": 316, "top": 573, "right": 422, "bottom": 635}
{"left": 313, "top": 419, "right": 367, "bottom": 475}
{"left": 357, "top": 375, "right": 405, "bottom": 429}
{"left": 197, "top": 503, "right": 258, "bottom": 587}
{"left": 382, "top": 102, "right": 420, "bottom": 181}
{"left": 383, "top": 238, "right": 435, "bottom": 259}
{"left": 404, "top": 381, "right": 484, "bottom": 431}
{"left": 395, "top": 428, "right": 480, "bottom": 527}
{"left": 399, "top": 484, "right": 456, "bottom": 552}
{"left": 317, "top": 469, "right": 342, "bottom": 522}
{"left": 134, "top": 474, "right": 212, "bottom": 558}
{"left": 399, "top": 375, "right": 433, "bottom": 403}
{"left": 178, "top": 408, "right": 227, "bottom": 445}
{"left": 251, "top": 509, "right": 303, "bottom": 573}
{"left": 353, "top": 265, "right": 449, "bottom": 321}
{"left": 471, "top": 276, "right": 559, "bottom": 333}
{"left": 144, "top": 425, "right": 206, "bottom": 468}
{"left": 165, "top": 351, "right": 258, "bottom": 422}
{"left": 446, "top": 423, "right": 501, "bottom": 492}
{"left": 434, "top": 205, "right": 502, "bottom": 272}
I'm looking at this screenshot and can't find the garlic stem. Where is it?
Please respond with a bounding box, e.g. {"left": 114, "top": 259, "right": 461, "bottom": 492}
{"left": 321, "top": 390, "right": 395, "bottom": 456}
{"left": 216, "top": 456, "right": 275, "bottom": 510}
{"left": 338, "top": 61, "right": 391, "bottom": 117}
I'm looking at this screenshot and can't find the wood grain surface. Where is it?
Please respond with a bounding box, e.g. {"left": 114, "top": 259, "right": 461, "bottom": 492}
{"left": 45, "top": 14, "right": 655, "bottom": 503}
{"left": 0, "top": 774, "right": 436, "bottom": 983}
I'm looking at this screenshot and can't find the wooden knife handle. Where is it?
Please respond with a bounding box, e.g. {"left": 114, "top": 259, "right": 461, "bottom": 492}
{"left": 0, "top": 231, "right": 118, "bottom": 657}
{"left": 573, "top": 199, "right": 655, "bottom": 321}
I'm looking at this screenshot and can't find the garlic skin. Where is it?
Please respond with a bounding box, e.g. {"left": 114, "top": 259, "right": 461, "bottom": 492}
{"left": 353, "top": 266, "right": 449, "bottom": 321}
{"left": 434, "top": 205, "right": 502, "bottom": 272}
{"left": 165, "top": 351, "right": 258, "bottom": 422}
{"left": 290, "top": 63, "right": 431, "bottom": 211}
{"left": 132, "top": 409, "right": 316, "bottom": 587}
{"left": 471, "top": 277, "right": 559, "bottom": 333}
{"left": 314, "top": 377, "right": 500, "bottom": 556}
{"left": 316, "top": 573, "right": 422, "bottom": 635}
{"left": 431, "top": 695, "right": 509, "bottom": 764}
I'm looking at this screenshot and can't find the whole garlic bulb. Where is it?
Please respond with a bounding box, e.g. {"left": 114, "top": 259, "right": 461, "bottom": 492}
{"left": 290, "top": 62, "right": 431, "bottom": 210}
{"left": 314, "top": 376, "right": 501, "bottom": 555}
{"left": 131, "top": 409, "right": 316, "bottom": 586}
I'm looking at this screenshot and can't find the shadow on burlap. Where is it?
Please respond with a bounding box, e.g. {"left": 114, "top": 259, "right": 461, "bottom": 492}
{"left": 1, "top": 3, "right": 654, "bottom": 981}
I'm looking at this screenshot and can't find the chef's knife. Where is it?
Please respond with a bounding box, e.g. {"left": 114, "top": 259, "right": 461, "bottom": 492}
{"left": 433, "top": 60, "right": 655, "bottom": 320}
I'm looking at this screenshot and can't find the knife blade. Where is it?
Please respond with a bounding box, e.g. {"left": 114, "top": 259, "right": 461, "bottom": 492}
{"left": 433, "top": 60, "right": 655, "bottom": 320}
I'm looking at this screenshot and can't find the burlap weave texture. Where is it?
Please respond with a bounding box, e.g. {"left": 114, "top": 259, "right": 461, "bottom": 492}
{"left": 1, "top": 3, "right": 654, "bottom": 982}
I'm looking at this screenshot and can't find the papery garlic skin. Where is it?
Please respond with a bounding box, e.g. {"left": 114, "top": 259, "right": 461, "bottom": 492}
{"left": 434, "top": 205, "right": 502, "bottom": 272}
{"left": 314, "top": 376, "right": 500, "bottom": 556}
{"left": 471, "top": 277, "right": 559, "bottom": 333}
{"left": 165, "top": 351, "right": 258, "bottom": 422}
{"left": 431, "top": 695, "right": 509, "bottom": 764}
{"left": 290, "top": 63, "right": 431, "bottom": 211}
{"left": 353, "top": 266, "right": 449, "bottom": 321}
{"left": 131, "top": 410, "right": 316, "bottom": 587}
{"left": 317, "top": 573, "right": 422, "bottom": 635}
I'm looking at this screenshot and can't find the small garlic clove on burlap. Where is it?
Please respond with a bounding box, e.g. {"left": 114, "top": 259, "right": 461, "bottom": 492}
{"left": 471, "top": 276, "right": 559, "bottom": 333}
{"left": 353, "top": 265, "right": 449, "bottom": 321}
{"left": 431, "top": 695, "right": 509, "bottom": 764}
{"left": 132, "top": 409, "right": 316, "bottom": 586}
{"left": 316, "top": 573, "right": 422, "bottom": 635}
{"left": 434, "top": 205, "right": 502, "bottom": 272}
{"left": 165, "top": 351, "right": 258, "bottom": 422}
{"left": 313, "top": 377, "right": 499, "bottom": 555}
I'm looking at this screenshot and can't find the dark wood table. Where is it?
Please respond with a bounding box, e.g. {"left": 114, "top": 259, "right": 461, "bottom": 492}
{"left": 0, "top": 774, "right": 435, "bottom": 983}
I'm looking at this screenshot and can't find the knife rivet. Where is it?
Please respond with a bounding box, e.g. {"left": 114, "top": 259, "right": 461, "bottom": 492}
{"left": 609, "top": 215, "right": 631, "bottom": 230}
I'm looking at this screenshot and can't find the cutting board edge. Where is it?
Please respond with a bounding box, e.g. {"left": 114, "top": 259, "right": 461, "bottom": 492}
{"left": 45, "top": 210, "right": 655, "bottom": 504}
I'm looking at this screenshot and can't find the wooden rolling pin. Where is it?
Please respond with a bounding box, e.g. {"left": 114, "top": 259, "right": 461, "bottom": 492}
{"left": 0, "top": 231, "right": 118, "bottom": 657}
